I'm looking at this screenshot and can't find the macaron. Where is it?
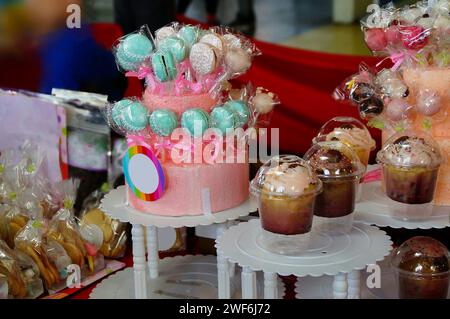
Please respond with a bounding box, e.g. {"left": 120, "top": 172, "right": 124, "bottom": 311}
{"left": 152, "top": 50, "right": 177, "bottom": 82}
{"left": 179, "top": 26, "right": 199, "bottom": 46}
{"left": 149, "top": 109, "right": 178, "bottom": 137}
{"left": 210, "top": 106, "right": 236, "bottom": 135}
{"left": 224, "top": 100, "right": 250, "bottom": 127}
{"left": 158, "top": 36, "right": 187, "bottom": 63}
{"left": 116, "top": 33, "right": 154, "bottom": 71}
{"left": 181, "top": 108, "right": 210, "bottom": 137}
{"left": 122, "top": 102, "right": 149, "bottom": 132}
{"left": 190, "top": 42, "right": 219, "bottom": 75}
{"left": 112, "top": 99, "right": 134, "bottom": 127}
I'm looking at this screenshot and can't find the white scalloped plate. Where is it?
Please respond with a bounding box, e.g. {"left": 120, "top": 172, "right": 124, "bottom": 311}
{"left": 89, "top": 255, "right": 285, "bottom": 299}
{"left": 100, "top": 186, "right": 257, "bottom": 228}
{"left": 216, "top": 219, "right": 392, "bottom": 277}
{"left": 355, "top": 181, "right": 450, "bottom": 229}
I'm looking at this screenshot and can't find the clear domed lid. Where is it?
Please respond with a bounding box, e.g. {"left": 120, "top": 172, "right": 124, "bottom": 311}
{"left": 313, "top": 116, "right": 376, "bottom": 151}
{"left": 377, "top": 131, "right": 442, "bottom": 169}
{"left": 391, "top": 236, "right": 450, "bottom": 275}
{"left": 304, "top": 141, "right": 365, "bottom": 179}
{"left": 250, "top": 155, "right": 322, "bottom": 197}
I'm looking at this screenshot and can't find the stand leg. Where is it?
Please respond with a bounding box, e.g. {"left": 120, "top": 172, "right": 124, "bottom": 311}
{"left": 131, "top": 224, "right": 147, "bottom": 299}
{"left": 241, "top": 267, "right": 257, "bottom": 299}
{"left": 348, "top": 270, "right": 361, "bottom": 299}
{"left": 264, "top": 272, "right": 278, "bottom": 299}
{"left": 333, "top": 273, "right": 348, "bottom": 299}
{"left": 216, "top": 223, "right": 230, "bottom": 299}
{"left": 146, "top": 226, "right": 159, "bottom": 279}
{"left": 229, "top": 262, "right": 236, "bottom": 278}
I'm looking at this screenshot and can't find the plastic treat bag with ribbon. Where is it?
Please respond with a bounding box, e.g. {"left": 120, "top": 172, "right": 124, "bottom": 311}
{"left": 0, "top": 239, "right": 28, "bottom": 298}
{"left": 14, "top": 220, "right": 62, "bottom": 290}
{"left": 46, "top": 179, "right": 96, "bottom": 273}
{"left": 79, "top": 184, "right": 128, "bottom": 259}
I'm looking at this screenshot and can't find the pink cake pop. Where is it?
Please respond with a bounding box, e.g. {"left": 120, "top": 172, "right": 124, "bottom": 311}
{"left": 400, "top": 25, "right": 429, "bottom": 50}
{"left": 386, "top": 98, "right": 410, "bottom": 121}
{"left": 364, "top": 28, "right": 388, "bottom": 52}
{"left": 417, "top": 89, "right": 442, "bottom": 116}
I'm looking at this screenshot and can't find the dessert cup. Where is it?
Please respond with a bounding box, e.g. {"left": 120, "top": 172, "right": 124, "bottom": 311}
{"left": 312, "top": 117, "right": 375, "bottom": 202}
{"left": 250, "top": 155, "right": 322, "bottom": 255}
{"left": 391, "top": 236, "right": 450, "bottom": 299}
{"left": 304, "top": 141, "right": 364, "bottom": 234}
{"left": 377, "top": 132, "right": 443, "bottom": 220}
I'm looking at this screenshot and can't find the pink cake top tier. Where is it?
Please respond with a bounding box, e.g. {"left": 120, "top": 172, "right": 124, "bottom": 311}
{"left": 143, "top": 91, "right": 218, "bottom": 115}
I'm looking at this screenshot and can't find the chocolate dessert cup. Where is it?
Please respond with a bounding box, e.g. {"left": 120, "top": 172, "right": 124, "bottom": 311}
{"left": 250, "top": 155, "right": 322, "bottom": 255}
{"left": 377, "top": 133, "right": 442, "bottom": 220}
{"left": 391, "top": 236, "right": 450, "bottom": 299}
{"left": 304, "top": 141, "right": 364, "bottom": 234}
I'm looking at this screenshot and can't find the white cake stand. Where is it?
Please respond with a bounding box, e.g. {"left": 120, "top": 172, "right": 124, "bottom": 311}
{"left": 100, "top": 186, "right": 257, "bottom": 299}
{"left": 90, "top": 255, "right": 285, "bottom": 299}
{"left": 355, "top": 181, "right": 450, "bottom": 229}
{"left": 215, "top": 219, "right": 392, "bottom": 299}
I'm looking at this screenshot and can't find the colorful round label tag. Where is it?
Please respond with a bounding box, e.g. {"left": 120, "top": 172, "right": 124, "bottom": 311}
{"left": 123, "top": 145, "right": 165, "bottom": 201}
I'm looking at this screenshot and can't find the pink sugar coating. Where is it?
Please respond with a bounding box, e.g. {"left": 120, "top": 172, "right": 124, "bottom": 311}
{"left": 143, "top": 91, "right": 218, "bottom": 116}
{"left": 128, "top": 161, "right": 250, "bottom": 216}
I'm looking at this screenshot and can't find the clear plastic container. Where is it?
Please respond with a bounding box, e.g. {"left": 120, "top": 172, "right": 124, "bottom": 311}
{"left": 304, "top": 141, "right": 365, "bottom": 234}
{"left": 313, "top": 117, "right": 376, "bottom": 169}
{"left": 377, "top": 132, "right": 442, "bottom": 220}
{"left": 250, "top": 155, "right": 322, "bottom": 255}
{"left": 391, "top": 236, "right": 449, "bottom": 299}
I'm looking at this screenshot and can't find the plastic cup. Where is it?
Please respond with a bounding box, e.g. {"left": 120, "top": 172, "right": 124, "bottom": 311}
{"left": 377, "top": 132, "right": 442, "bottom": 220}
{"left": 304, "top": 141, "right": 364, "bottom": 234}
{"left": 391, "top": 236, "right": 450, "bottom": 299}
{"left": 250, "top": 155, "right": 322, "bottom": 255}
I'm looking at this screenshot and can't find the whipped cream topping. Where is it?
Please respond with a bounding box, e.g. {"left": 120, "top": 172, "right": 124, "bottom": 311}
{"left": 378, "top": 136, "right": 442, "bottom": 168}
{"left": 262, "top": 163, "right": 312, "bottom": 196}
{"left": 326, "top": 127, "right": 376, "bottom": 150}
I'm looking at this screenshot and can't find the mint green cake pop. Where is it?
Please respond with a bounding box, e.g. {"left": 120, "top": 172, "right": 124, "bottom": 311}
{"left": 158, "top": 36, "right": 187, "bottom": 63}
{"left": 224, "top": 100, "right": 250, "bottom": 128}
{"left": 122, "top": 102, "right": 149, "bottom": 132}
{"left": 116, "top": 33, "right": 154, "bottom": 71}
{"left": 181, "top": 108, "right": 210, "bottom": 137}
{"left": 112, "top": 99, "right": 134, "bottom": 128}
{"left": 179, "top": 26, "right": 199, "bottom": 46}
{"left": 210, "top": 106, "right": 237, "bottom": 135}
{"left": 149, "top": 109, "right": 178, "bottom": 137}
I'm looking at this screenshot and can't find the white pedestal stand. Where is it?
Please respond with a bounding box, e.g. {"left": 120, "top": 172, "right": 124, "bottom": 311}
{"left": 216, "top": 219, "right": 392, "bottom": 299}
{"left": 98, "top": 186, "right": 257, "bottom": 299}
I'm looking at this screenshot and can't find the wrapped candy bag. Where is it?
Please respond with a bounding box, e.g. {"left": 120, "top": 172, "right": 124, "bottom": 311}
{"left": 0, "top": 239, "right": 27, "bottom": 298}
{"left": 14, "top": 220, "right": 61, "bottom": 290}
{"left": 79, "top": 184, "right": 128, "bottom": 259}
{"left": 46, "top": 179, "right": 87, "bottom": 269}
{"left": 14, "top": 248, "right": 44, "bottom": 298}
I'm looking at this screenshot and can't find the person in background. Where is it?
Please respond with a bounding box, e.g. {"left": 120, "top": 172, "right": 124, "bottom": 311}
{"left": 114, "top": 0, "right": 176, "bottom": 34}
{"left": 229, "top": 0, "right": 255, "bottom": 36}
{"left": 25, "top": 0, "right": 125, "bottom": 101}
{"left": 177, "top": 0, "right": 220, "bottom": 25}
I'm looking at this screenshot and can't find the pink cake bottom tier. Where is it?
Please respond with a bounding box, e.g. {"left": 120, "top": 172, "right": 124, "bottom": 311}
{"left": 127, "top": 162, "right": 250, "bottom": 216}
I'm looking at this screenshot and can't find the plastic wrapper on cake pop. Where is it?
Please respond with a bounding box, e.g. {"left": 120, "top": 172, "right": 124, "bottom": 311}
{"left": 248, "top": 86, "right": 280, "bottom": 128}
{"left": 0, "top": 239, "right": 41, "bottom": 299}
{"left": 78, "top": 184, "right": 128, "bottom": 259}
{"left": 105, "top": 98, "right": 151, "bottom": 137}
{"left": 0, "top": 149, "right": 19, "bottom": 204}
{"left": 113, "top": 25, "right": 155, "bottom": 74}
{"left": 213, "top": 26, "right": 261, "bottom": 80}
{"left": 14, "top": 219, "right": 63, "bottom": 290}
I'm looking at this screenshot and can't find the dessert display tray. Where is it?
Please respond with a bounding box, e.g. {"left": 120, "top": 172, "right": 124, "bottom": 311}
{"left": 295, "top": 258, "right": 450, "bottom": 299}
{"left": 356, "top": 181, "right": 450, "bottom": 229}
{"left": 100, "top": 186, "right": 257, "bottom": 228}
{"left": 216, "top": 219, "right": 392, "bottom": 277}
{"left": 90, "top": 255, "right": 285, "bottom": 299}
{"left": 216, "top": 219, "right": 392, "bottom": 299}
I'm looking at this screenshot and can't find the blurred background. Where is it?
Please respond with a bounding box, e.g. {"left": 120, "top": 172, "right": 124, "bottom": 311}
{"left": 0, "top": 0, "right": 415, "bottom": 95}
